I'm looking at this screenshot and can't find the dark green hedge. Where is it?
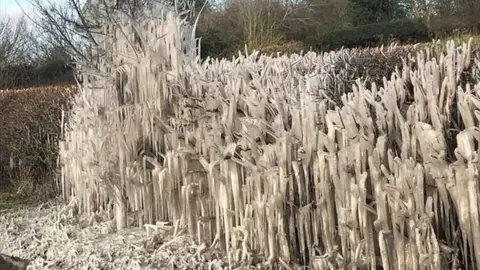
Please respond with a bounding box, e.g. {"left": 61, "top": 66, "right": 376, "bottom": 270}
{"left": 307, "top": 19, "right": 431, "bottom": 51}
{"left": 0, "top": 60, "right": 74, "bottom": 90}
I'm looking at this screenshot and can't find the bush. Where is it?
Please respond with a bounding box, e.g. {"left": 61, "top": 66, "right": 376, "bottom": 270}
{"left": 197, "top": 28, "right": 232, "bottom": 59}
{"left": 0, "top": 61, "right": 74, "bottom": 90}
{"left": 259, "top": 40, "right": 306, "bottom": 55}
{"left": 429, "top": 15, "right": 480, "bottom": 38}
{"left": 307, "top": 19, "right": 431, "bottom": 50}
{"left": 0, "top": 85, "right": 76, "bottom": 200}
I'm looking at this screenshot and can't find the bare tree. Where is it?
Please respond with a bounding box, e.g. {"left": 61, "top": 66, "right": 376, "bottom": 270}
{"left": 0, "top": 16, "right": 32, "bottom": 67}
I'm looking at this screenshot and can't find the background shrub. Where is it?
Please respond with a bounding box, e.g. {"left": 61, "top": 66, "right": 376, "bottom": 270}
{"left": 307, "top": 19, "right": 431, "bottom": 51}
{"left": 0, "top": 60, "right": 74, "bottom": 90}
{"left": 429, "top": 15, "right": 480, "bottom": 38}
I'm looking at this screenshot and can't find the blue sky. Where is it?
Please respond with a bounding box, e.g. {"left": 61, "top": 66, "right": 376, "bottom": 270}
{"left": 1, "top": 0, "right": 36, "bottom": 17}
{"left": 1, "top": 0, "right": 68, "bottom": 18}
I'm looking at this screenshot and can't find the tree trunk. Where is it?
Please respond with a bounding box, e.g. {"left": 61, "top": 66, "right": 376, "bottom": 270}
{"left": 113, "top": 186, "right": 127, "bottom": 230}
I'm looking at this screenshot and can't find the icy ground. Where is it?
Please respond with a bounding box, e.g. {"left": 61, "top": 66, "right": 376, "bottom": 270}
{"left": 0, "top": 199, "right": 227, "bottom": 270}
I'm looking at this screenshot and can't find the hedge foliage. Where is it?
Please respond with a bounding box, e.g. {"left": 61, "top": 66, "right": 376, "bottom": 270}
{"left": 0, "top": 61, "right": 74, "bottom": 90}
{"left": 307, "top": 19, "right": 431, "bottom": 50}
{"left": 0, "top": 84, "right": 76, "bottom": 198}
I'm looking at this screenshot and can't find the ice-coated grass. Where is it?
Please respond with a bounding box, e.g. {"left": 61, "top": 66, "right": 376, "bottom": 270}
{"left": 0, "top": 199, "right": 228, "bottom": 269}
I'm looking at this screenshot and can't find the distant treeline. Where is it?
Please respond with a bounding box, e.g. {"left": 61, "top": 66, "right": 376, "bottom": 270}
{"left": 2, "top": 0, "right": 480, "bottom": 86}
{"left": 195, "top": 0, "right": 480, "bottom": 58}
